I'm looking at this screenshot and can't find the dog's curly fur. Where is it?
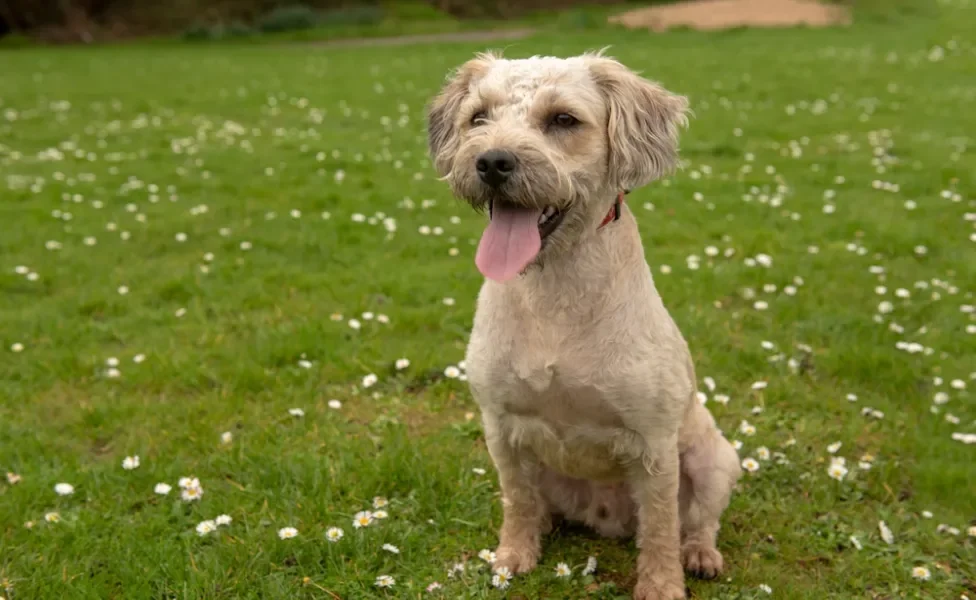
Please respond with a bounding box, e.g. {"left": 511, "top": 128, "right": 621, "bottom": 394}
{"left": 427, "top": 50, "right": 742, "bottom": 600}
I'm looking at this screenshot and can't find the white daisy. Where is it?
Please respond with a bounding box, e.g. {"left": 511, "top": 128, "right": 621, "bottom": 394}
{"left": 277, "top": 527, "right": 298, "bottom": 540}
{"left": 395, "top": 358, "right": 410, "bottom": 370}
{"left": 554, "top": 562, "right": 571, "bottom": 577}
{"left": 478, "top": 549, "right": 496, "bottom": 564}
{"left": 196, "top": 520, "right": 217, "bottom": 536}
{"left": 827, "top": 463, "right": 848, "bottom": 481}
{"left": 849, "top": 535, "right": 862, "bottom": 550}
{"left": 327, "top": 399, "right": 342, "bottom": 409}
{"left": 375, "top": 575, "right": 395, "bottom": 588}
{"left": 288, "top": 408, "right": 305, "bottom": 417}
{"left": 491, "top": 567, "right": 512, "bottom": 589}
{"left": 911, "top": 566, "right": 931, "bottom": 581}
{"left": 373, "top": 496, "right": 389, "bottom": 509}
{"left": 759, "top": 583, "right": 772, "bottom": 594}
{"left": 372, "top": 510, "right": 389, "bottom": 520}
{"left": 326, "top": 527, "right": 344, "bottom": 542}
{"left": 742, "top": 458, "right": 760, "bottom": 473}
{"left": 154, "top": 483, "right": 172, "bottom": 495}
{"left": 215, "top": 515, "right": 232, "bottom": 526}
{"left": 54, "top": 482, "right": 74, "bottom": 496}
{"left": 353, "top": 511, "right": 374, "bottom": 528}
{"left": 122, "top": 455, "right": 140, "bottom": 470}
{"left": 181, "top": 485, "right": 204, "bottom": 502}
{"left": 382, "top": 543, "right": 400, "bottom": 554}
{"left": 221, "top": 431, "right": 233, "bottom": 444}
{"left": 45, "top": 512, "right": 61, "bottom": 523}
{"left": 739, "top": 420, "right": 756, "bottom": 436}
{"left": 362, "top": 373, "right": 378, "bottom": 388}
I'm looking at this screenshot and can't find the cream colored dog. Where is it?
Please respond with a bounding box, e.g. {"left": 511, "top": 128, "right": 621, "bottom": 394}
{"left": 426, "top": 50, "right": 742, "bottom": 600}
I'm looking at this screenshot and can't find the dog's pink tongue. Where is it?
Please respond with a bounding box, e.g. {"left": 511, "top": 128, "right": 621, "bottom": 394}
{"left": 475, "top": 204, "right": 542, "bottom": 282}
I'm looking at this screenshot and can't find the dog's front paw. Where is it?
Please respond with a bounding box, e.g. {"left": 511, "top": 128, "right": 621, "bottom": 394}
{"left": 681, "top": 543, "right": 724, "bottom": 579}
{"left": 493, "top": 544, "right": 540, "bottom": 574}
{"left": 633, "top": 577, "right": 686, "bottom": 600}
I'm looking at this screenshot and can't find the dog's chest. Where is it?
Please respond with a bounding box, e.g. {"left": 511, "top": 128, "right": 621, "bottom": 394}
{"left": 466, "top": 318, "right": 644, "bottom": 480}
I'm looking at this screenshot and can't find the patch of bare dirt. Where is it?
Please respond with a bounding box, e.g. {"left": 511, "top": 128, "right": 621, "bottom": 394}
{"left": 609, "top": 0, "right": 851, "bottom": 32}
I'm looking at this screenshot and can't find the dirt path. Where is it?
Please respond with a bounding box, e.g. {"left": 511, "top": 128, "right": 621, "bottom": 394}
{"left": 610, "top": 0, "right": 850, "bottom": 32}
{"left": 310, "top": 28, "right": 537, "bottom": 49}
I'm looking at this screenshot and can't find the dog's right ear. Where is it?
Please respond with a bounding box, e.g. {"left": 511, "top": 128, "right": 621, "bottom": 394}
{"left": 426, "top": 53, "right": 494, "bottom": 177}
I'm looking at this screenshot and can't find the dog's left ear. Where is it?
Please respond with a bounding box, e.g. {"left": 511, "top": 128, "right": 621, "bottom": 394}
{"left": 426, "top": 53, "right": 495, "bottom": 177}
{"left": 586, "top": 54, "right": 689, "bottom": 191}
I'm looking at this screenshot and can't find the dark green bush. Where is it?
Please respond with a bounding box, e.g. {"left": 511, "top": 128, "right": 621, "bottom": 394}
{"left": 317, "top": 5, "right": 384, "bottom": 27}
{"left": 256, "top": 5, "right": 319, "bottom": 33}
{"left": 215, "top": 20, "right": 254, "bottom": 38}
{"left": 181, "top": 20, "right": 211, "bottom": 40}
{"left": 0, "top": 33, "right": 35, "bottom": 48}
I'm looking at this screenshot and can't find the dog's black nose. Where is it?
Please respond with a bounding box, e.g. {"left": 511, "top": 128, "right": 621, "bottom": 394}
{"left": 476, "top": 150, "right": 516, "bottom": 188}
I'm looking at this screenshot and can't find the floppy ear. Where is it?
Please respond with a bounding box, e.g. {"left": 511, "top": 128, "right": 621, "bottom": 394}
{"left": 426, "top": 53, "right": 495, "bottom": 177}
{"left": 586, "top": 53, "right": 689, "bottom": 191}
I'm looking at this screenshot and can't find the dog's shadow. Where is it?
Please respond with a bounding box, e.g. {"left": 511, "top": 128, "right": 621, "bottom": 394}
{"left": 547, "top": 514, "right": 633, "bottom": 546}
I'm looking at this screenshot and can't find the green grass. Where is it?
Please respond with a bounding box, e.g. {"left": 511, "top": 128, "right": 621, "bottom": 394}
{"left": 1, "top": 1, "right": 975, "bottom": 598}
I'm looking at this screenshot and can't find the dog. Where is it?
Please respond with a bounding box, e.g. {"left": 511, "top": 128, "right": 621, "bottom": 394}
{"left": 426, "top": 50, "right": 742, "bottom": 600}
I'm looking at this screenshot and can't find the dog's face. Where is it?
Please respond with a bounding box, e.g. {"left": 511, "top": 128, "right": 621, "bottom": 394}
{"left": 427, "top": 51, "right": 688, "bottom": 282}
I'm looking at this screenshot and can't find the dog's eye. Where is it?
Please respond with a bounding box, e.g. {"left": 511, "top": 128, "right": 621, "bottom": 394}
{"left": 549, "top": 113, "right": 579, "bottom": 128}
{"left": 471, "top": 111, "right": 488, "bottom": 126}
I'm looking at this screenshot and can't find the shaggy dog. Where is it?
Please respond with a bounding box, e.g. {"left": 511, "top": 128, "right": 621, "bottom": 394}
{"left": 426, "top": 50, "right": 741, "bottom": 600}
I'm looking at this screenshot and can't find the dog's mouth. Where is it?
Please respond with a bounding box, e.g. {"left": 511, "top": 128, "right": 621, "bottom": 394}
{"left": 536, "top": 204, "right": 566, "bottom": 241}
{"left": 474, "top": 199, "right": 567, "bottom": 283}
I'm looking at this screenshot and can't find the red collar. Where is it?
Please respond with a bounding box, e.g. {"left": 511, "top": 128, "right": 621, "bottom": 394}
{"left": 598, "top": 192, "right": 626, "bottom": 229}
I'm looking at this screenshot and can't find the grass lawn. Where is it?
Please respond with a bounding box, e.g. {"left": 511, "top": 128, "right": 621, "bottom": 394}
{"left": 1, "top": 1, "right": 974, "bottom": 598}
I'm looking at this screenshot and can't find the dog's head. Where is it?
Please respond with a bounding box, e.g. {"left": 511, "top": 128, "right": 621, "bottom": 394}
{"left": 426, "top": 50, "right": 688, "bottom": 282}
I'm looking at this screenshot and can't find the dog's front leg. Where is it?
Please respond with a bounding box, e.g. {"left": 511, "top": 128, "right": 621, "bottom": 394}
{"left": 629, "top": 441, "right": 686, "bottom": 600}
{"left": 484, "top": 418, "right": 548, "bottom": 575}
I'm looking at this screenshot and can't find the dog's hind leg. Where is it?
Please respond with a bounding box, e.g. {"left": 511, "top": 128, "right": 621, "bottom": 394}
{"left": 678, "top": 403, "right": 742, "bottom": 579}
